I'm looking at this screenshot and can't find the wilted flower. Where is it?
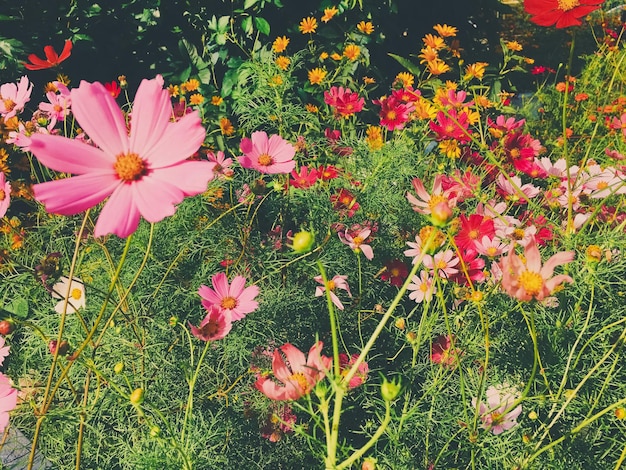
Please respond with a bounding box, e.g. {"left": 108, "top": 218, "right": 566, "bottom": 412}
{"left": 430, "top": 334, "right": 462, "bottom": 367}
{"left": 189, "top": 304, "right": 232, "bottom": 341}
{"left": 471, "top": 384, "right": 522, "bottom": 434}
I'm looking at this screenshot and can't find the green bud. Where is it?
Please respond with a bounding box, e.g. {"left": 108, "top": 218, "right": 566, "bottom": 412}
{"left": 114, "top": 362, "right": 124, "bottom": 374}
{"left": 380, "top": 376, "right": 402, "bottom": 402}
{"left": 130, "top": 388, "right": 144, "bottom": 405}
{"left": 290, "top": 230, "right": 315, "bottom": 254}
{"left": 169, "top": 316, "right": 178, "bottom": 327}
{"left": 149, "top": 426, "right": 161, "bottom": 438}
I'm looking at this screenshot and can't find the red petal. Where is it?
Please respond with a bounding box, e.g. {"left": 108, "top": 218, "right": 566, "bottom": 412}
{"left": 58, "top": 40, "right": 73, "bottom": 63}
{"left": 43, "top": 45, "right": 59, "bottom": 64}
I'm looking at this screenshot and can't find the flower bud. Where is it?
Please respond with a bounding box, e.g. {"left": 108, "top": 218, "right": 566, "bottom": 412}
{"left": 380, "top": 376, "right": 401, "bottom": 402}
{"left": 290, "top": 230, "right": 315, "bottom": 254}
{"left": 114, "top": 362, "right": 125, "bottom": 374}
{"left": 149, "top": 426, "right": 161, "bottom": 437}
{"left": 130, "top": 388, "right": 144, "bottom": 405}
{"left": 49, "top": 340, "right": 70, "bottom": 356}
{"left": 615, "top": 407, "right": 626, "bottom": 420}
{"left": 430, "top": 201, "right": 453, "bottom": 227}
{"left": 362, "top": 457, "right": 377, "bottom": 470}
{"left": 0, "top": 320, "right": 14, "bottom": 335}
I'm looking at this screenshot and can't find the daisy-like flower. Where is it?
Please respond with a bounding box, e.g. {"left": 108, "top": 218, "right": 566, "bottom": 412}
{"left": 275, "top": 55, "right": 291, "bottom": 71}
{"left": 272, "top": 36, "right": 290, "bottom": 53}
{"left": 471, "top": 384, "right": 522, "bottom": 435}
{"left": 373, "top": 95, "right": 414, "bottom": 131}
{"left": 0, "top": 76, "right": 33, "bottom": 119}
{"left": 380, "top": 259, "right": 409, "bottom": 287}
{"left": 30, "top": 76, "right": 213, "bottom": 238}
{"left": 219, "top": 117, "right": 235, "bottom": 136}
{"left": 237, "top": 131, "right": 296, "bottom": 174}
{"left": 207, "top": 150, "right": 234, "bottom": 179}
{"left": 321, "top": 6, "right": 339, "bottom": 22}
{"left": 39, "top": 86, "right": 72, "bottom": 121}
{"left": 289, "top": 166, "right": 319, "bottom": 189}
{"left": 430, "top": 334, "right": 462, "bottom": 367}
{"left": 24, "top": 40, "right": 73, "bottom": 70}
{"left": 324, "top": 86, "right": 365, "bottom": 118}
{"left": 330, "top": 188, "right": 359, "bottom": 217}
{"left": 299, "top": 17, "right": 318, "bottom": 34}
{"left": 308, "top": 68, "right": 327, "bottom": 85}
{"left": 454, "top": 214, "right": 495, "bottom": 251}
{"left": 498, "top": 236, "right": 574, "bottom": 301}
{"left": 407, "top": 270, "right": 436, "bottom": 303}
{"left": 341, "top": 228, "right": 373, "bottom": 260}
{"left": 427, "top": 58, "right": 450, "bottom": 75}
{"left": 52, "top": 276, "right": 86, "bottom": 314}
{"left": 433, "top": 24, "right": 458, "bottom": 37}
{"left": 422, "top": 33, "right": 445, "bottom": 50}
{"left": 464, "top": 62, "right": 489, "bottom": 81}
{"left": 424, "top": 249, "right": 460, "bottom": 279}
{"left": 0, "top": 173, "right": 10, "bottom": 218}
{"left": 357, "top": 21, "right": 374, "bottom": 34}
{"left": 255, "top": 342, "right": 332, "bottom": 401}
{"left": 406, "top": 175, "right": 456, "bottom": 215}
{"left": 343, "top": 44, "right": 360, "bottom": 61}
{"left": 339, "top": 353, "right": 369, "bottom": 389}
{"left": 0, "top": 373, "right": 17, "bottom": 433}
{"left": 314, "top": 274, "right": 351, "bottom": 310}
{"left": 189, "top": 304, "right": 232, "bottom": 341}
{"left": 198, "top": 272, "right": 259, "bottom": 321}
{"left": 524, "top": 0, "right": 605, "bottom": 28}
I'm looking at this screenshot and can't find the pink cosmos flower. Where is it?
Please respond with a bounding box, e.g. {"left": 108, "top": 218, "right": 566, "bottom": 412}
{"left": 471, "top": 384, "right": 522, "bottom": 435}
{"left": 424, "top": 249, "right": 460, "bottom": 279}
{"left": 374, "top": 95, "right": 414, "bottom": 131}
{"left": 238, "top": 131, "right": 296, "bottom": 174}
{"left": 198, "top": 272, "right": 259, "bottom": 321}
{"left": 406, "top": 175, "right": 456, "bottom": 215}
{"left": 498, "top": 236, "right": 575, "bottom": 301}
{"left": 496, "top": 174, "right": 540, "bottom": 204}
{"left": 407, "top": 270, "right": 436, "bottom": 303}
{"left": 338, "top": 353, "right": 369, "bottom": 389}
{"left": 0, "top": 76, "right": 33, "bottom": 119}
{"left": 207, "top": 150, "right": 234, "bottom": 179}
{"left": 430, "top": 334, "right": 462, "bottom": 368}
{"left": 39, "top": 84, "right": 72, "bottom": 121}
{"left": 30, "top": 76, "right": 213, "bottom": 238}
{"left": 610, "top": 113, "right": 626, "bottom": 137}
{"left": 0, "top": 373, "right": 17, "bottom": 433}
{"left": 254, "top": 342, "right": 332, "bottom": 401}
{"left": 314, "top": 274, "right": 351, "bottom": 310}
{"left": 189, "top": 304, "right": 232, "bottom": 341}
{"left": 429, "top": 109, "right": 472, "bottom": 143}
{"left": 323, "top": 86, "right": 365, "bottom": 117}
{"left": 341, "top": 228, "right": 374, "bottom": 260}
{"left": 475, "top": 235, "right": 508, "bottom": 258}
{"left": 0, "top": 173, "right": 10, "bottom": 218}
{"left": 0, "top": 336, "right": 10, "bottom": 366}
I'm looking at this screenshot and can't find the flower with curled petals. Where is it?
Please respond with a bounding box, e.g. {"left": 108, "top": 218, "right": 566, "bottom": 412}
{"left": 0, "top": 373, "right": 17, "bottom": 433}
{"left": 189, "top": 304, "right": 232, "bottom": 341}
{"left": 198, "top": 272, "right": 259, "bottom": 321}
{"left": 254, "top": 342, "right": 331, "bottom": 401}
{"left": 24, "top": 40, "right": 73, "bottom": 70}
{"left": 30, "top": 76, "right": 213, "bottom": 238}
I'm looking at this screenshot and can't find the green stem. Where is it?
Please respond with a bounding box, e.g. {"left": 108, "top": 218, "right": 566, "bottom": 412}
{"left": 181, "top": 339, "right": 211, "bottom": 450}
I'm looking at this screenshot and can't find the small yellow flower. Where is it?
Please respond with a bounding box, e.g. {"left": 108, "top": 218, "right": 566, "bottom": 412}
{"left": 305, "top": 103, "right": 319, "bottom": 113}
{"left": 269, "top": 75, "right": 283, "bottom": 87}
{"left": 117, "top": 75, "right": 127, "bottom": 88}
{"left": 330, "top": 52, "right": 342, "bottom": 61}
{"left": 299, "top": 17, "right": 318, "bottom": 34}
{"left": 363, "top": 76, "right": 376, "bottom": 85}
{"left": 319, "top": 51, "right": 329, "bottom": 60}
{"left": 321, "top": 6, "right": 338, "bottom": 23}
{"left": 427, "top": 58, "right": 450, "bottom": 75}
{"left": 463, "top": 62, "right": 489, "bottom": 81}
{"left": 524, "top": 57, "right": 535, "bottom": 64}
{"left": 395, "top": 72, "right": 414, "bottom": 88}
{"left": 466, "top": 109, "right": 480, "bottom": 125}
{"left": 418, "top": 46, "right": 438, "bottom": 64}
{"left": 167, "top": 84, "right": 180, "bottom": 97}
{"left": 439, "top": 139, "right": 461, "bottom": 158}
{"left": 366, "top": 125, "right": 384, "bottom": 150}
{"left": 182, "top": 78, "right": 200, "bottom": 92}
{"left": 423, "top": 34, "right": 445, "bottom": 50}
{"left": 505, "top": 40, "right": 523, "bottom": 51}
{"left": 275, "top": 55, "right": 291, "bottom": 70}
{"left": 433, "top": 24, "right": 458, "bottom": 38}
{"left": 615, "top": 408, "right": 626, "bottom": 420}
{"left": 343, "top": 44, "right": 360, "bottom": 61}
{"left": 308, "top": 68, "right": 327, "bottom": 85}
{"left": 211, "top": 96, "right": 224, "bottom": 106}
{"left": 219, "top": 117, "right": 235, "bottom": 136}
{"left": 474, "top": 94, "right": 492, "bottom": 108}
{"left": 272, "top": 36, "right": 290, "bottom": 53}
{"left": 357, "top": 21, "right": 374, "bottom": 34}
{"left": 189, "top": 93, "right": 204, "bottom": 105}
{"left": 413, "top": 98, "right": 437, "bottom": 120}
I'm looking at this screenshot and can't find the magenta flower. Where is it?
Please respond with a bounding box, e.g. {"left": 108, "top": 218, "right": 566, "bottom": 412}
{"left": 289, "top": 166, "right": 319, "bottom": 189}
{"left": 189, "top": 304, "right": 233, "bottom": 341}
{"left": 323, "top": 86, "right": 365, "bottom": 118}
{"left": 0, "top": 373, "right": 17, "bottom": 433}
{"left": 238, "top": 131, "right": 296, "bottom": 174}
{"left": 471, "top": 384, "right": 522, "bottom": 435}
{"left": 430, "top": 334, "right": 461, "bottom": 368}
{"left": 0, "top": 173, "right": 10, "bottom": 218}
{"left": 0, "top": 76, "right": 33, "bottom": 119}
{"left": 30, "top": 76, "right": 213, "bottom": 238}
{"left": 339, "top": 353, "right": 369, "bottom": 389}
{"left": 254, "top": 342, "right": 332, "bottom": 401}
{"left": 39, "top": 85, "right": 72, "bottom": 121}
{"left": 314, "top": 274, "right": 352, "bottom": 310}
{"left": 207, "top": 150, "right": 234, "bottom": 179}
{"left": 198, "top": 272, "right": 259, "bottom": 321}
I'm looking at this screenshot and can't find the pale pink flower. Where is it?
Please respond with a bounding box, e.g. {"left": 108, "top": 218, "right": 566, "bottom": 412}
{"left": 342, "top": 228, "right": 373, "bottom": 260}
{"left": 555, "top": 181, "right": 582, "bottom": 210}
{"left": 423, "top": 250, "right": 459, "bottom": 279}
{"left": 238, "top": 131, "right": 296, "bottom": 174}
{"left": 584, "top": 167, "right": 626, "bottom": 198}
{"left": 498, "top": 237, "right": 574, "bottom": 301}
{"left": 0, "top": 76, "right": 33, "bottom": 119}
{"left": 51, "top": 276, "right": 86, "bottom": 313}
{"left": 471, "top": 384, "right": 522, "bottom": 435}
{"left": 189, "top": 304, "right": 232, "bottom": 341}
{"left": 207, "top": 150, "right": 234, "bottom": 179}
{"left": 407, "top": 270, "right": 436, "bottom": 303}
{"left": 536, "top": 157, "right": 578, "bottom": 180}
{"left": 0, "top": 336, "right": 10, "bottom": 366}
{"left": 198, "top": 272, "right": 259, "bottom": 321}
{"left": 30, "top": 76, "right": 213, "bottom": 238}
{"left": 0, "top": 373, "right": 17, "bottom": 433}
{"left": 0, "top": 173, "right": 10, "bottom": 218}
{"left": 497, "top": 222, "right": 537, "bottom": 247}
{"left": 39, "top": 87, "right": 71, "bottom": 121}
{"left": 496, "top": 174, "right": 540, "bottom": 204}
{"left": 314, "top": 274, "right": 351, "bottom": 310}
{"left": 254, "top": 341, "right": 332, "bottom": 401}
{"left": 474, "top": 235, "right": 508, "bottom": 258}
{"left": 406, "top": 175, "right": 455, "bottom": 215}
{"left": 338, "top": 353, "right": 369, "bottom": 389}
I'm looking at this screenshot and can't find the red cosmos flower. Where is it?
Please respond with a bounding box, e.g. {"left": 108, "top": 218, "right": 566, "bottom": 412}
{"left": 380, "top": 259, "right": 409, "bottom": 287}
{"left": 524, "top": 0, "right": 605, "bottom": 28}
{"left": 331, "top": 189, "right": 359, "bottom": 217}
{"left": 318, "top": 165, "right": 339, "bottom": 180}
{"left": 24, "top": 40, "right": 73, "bottom": 70}
{"left": 104, "top": 81, "right": 121, "bottom": 99}
{"left": 455, "top": 214, "right": 495, "bottom": 251}
{"left": 373, "top": 95, "right": 414, "bottom": 131}
{"left": 429, "top": 109, "right": 472, "bottom": 143}
{"left": 324, "top": 86, "right": 365, "bottom": 118}
{"left": 431, "top": 335, "right": 462, "bottom": 368}
{"left": 289, "top": 166, "right": 319, "bottom": 189}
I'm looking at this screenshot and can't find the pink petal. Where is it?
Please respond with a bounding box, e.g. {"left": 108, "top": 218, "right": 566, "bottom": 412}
{"left": 70, "top": 81, "right": 129, "bottom": 157}
{"left": 29, "top": 134, "right": 115, "bottom": 174}
{"left": 130, "top": 178, "right": 179, "bottom": 223}
{"left": 271, "top": 348, "right": 293, "bottom": 383}
{"left": 33, "top": 173, "right": 119, "bottom": 215}
{"left": 255, "top": 377, "right": 291, "bottom": 401}
{"left": 129, "top": 76, "right": 171, "bottom": 157}
{"left": 149, "top": 161, "right": 215, "bottom": 197}
{"left": 280, "top": 343, "right": 307, "bottom": 373}
{"left": 361, "top": 245, "right": 374, "bottom": 260}
{"left": 238, "top": 285, "right": 259, "bottom": 306}
{"left": 239, "top": 137, "right": 254, "bottom": 155}
{"left": 144, "top": 111, "right": 206, "bottom": 167}
{"left": 198, "top": 285, "right": 220, "bottom": 305}
{"left": 228, "top": 276, "right": 246, "bottom": 298}
{"left": 211, "top": 273, "right": 231, "bottom": 299}
{"left": 524, "top": 238, "right": 543, "bottom": 273}
{"left": 93, "top": 185, "right": 141, "bottom": 238}
{"left": 541, "top": 251, "right": 575, "bottom": 280}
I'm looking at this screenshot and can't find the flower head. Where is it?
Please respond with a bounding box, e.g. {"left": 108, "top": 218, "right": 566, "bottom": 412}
{"left": 299, "top": 17, "right": 318, "bottom": 34}
{"left": 524, "top": 0, "right": 605, "bottom": 28}
{"left": 24, "top": 40, "right": 73, "bottom": 70}
{"left": 324, "top": 86, "right": 365, "bottom": 118}
{"left": 255, "top": 342, "right": 331, "bottom": 401}
{"left": 0, "top": 373, "right": 17, "bottom": 433}
{"left": 52, "top": 276, "right": 86, "bottom": 314}
{"left": 0, "top": 76, "right": 33, "bottom": 119}
{"left": 407, "top": 270, "right": 436, "bottom": 303}
{"left": 189, "top": 304, "right": 232, "bottom": 341}
{"left": 272, "top": 36, "right": 290, "bottom": 53}
{"left": 238, "top": 131, "right": 296, "bottom": 174}
{"left": 315, "top": 274, "right": 351, "bottom": 310}
{"left": 341, "top": 228, "right": 373, "bottom": 260}
{"left": 380, "top": 259, "right": 409, "bottom": 287}
{"left": 198, "top": 272, "right": 259, "bottom": 321}
{"left": 357, "top": 21, "right": 374, "bottom": 34}
{"left": 308, "top": 68, "right": 327, "bottom": 85}
{"left": 30, "top": 76, "right": 212, "bottom": 238}
{"left": 430, "top": 334, "right": 462, "bottom": 367}
{"left": 339, "top": 353, "right": 369, "bottom": 389}
{"left": 321, "top": 6, "right": 339, "bottom": 22}
{"left": 0, "top": 173, "right": 11, "bottom": 218}
{"left": 471, "top": 384, "right": 522, "bottom": 435}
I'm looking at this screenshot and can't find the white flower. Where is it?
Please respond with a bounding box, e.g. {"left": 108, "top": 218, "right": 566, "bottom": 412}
{"left": 52, "top": 277, "right": 85, "bottom": 314}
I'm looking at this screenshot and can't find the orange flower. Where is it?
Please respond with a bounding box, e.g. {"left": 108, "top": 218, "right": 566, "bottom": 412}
{"left": 168, "top": 84, "right": 180, "bottom": 97}
{"left": 269, "top": 75, "right": 283, "bottom": 87}
{"left": 418, "top": 47, "right": 438, "bottom": 64}
{"left": 321, "top": 6, "right": 339, "bottom": 22}
{"left": 357, "top": 21, "right": 374, "bottom": 34}
{"left": 275, "top": 56, "right": 291, "bottom": 70}
{"left": 182, "top": 78, "right": 200, "bottom": 92}
{"left": 319, "top": 51, "right": 329, "bottom": 60}
{"left": 189, "top": 93, "right": 204, "bottom": 105}
{"left": 366, "top": 126, "right": 384, "bottom": 150}
{"left": 330, "top": 52, "right": 342, "bottom": 61}
{"left": 308, "top": 68, "right": 327, "bottom": 85}
{"left": 433, "top": 24, "right": 458, "bottom": 37}
{"left": 343, "top": 44, "right": 360, "bottom": 61}
{"left": 24, "top": 40, "right": 72, "bottom": 70}
{"left": 505, "top": 40, "right": 523, "bottom": 51}
{"left": 363, "top": 76, "right": 376, "bottom": 85}
{"left": 395, "top": 72, "right": 415, "bottom": 88}
{"left": 574, "top": 92, "right": 589, "bottom": 101}
{"left": 299, "top": 17, "right": 318, "bottom": 34}
{"left": 422, "top": 34, "right": 445, "bottom": 50}
{"left": 464, "top": 62, "right": 489, "bottom": 81}
{"left": 211, "top": 96, "right": 224, "bottom": 106}
{"left": 219, "top": 117, "right": 235, "bottom": 136}
{"left": 305, "top": 103, "right": 319, "bottom": 113}
{"left": 272, "top": 36, "right": 290, "bottom": 53}
{"left": 427, "top": 59, "right": 450, "bottom": 75}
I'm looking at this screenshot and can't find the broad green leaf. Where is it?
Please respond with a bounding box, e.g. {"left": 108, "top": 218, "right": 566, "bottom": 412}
{"left": 244, "top": 0, "right": 259, "bottom": 9}
{"left": 6, "top": 297, "right": 28, "bottom": 319}
{"left": 254, "top": 17, "right": 270, "bottom": 36}
{"left": 388, "top": 53, "right": 422, "bottom": 77}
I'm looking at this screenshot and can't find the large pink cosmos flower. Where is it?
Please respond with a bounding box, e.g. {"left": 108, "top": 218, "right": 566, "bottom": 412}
{"left": 0, "top": 373, "right": 17, "bottom": 433}
{"left": 238, "top": 131, "right": 296, "bottom": 174}
{"left": 189, "top": 304, "right": 233, "bottom": 341}
{"left": 254, "top": 342, "right": 332, "bottom": 401}
{"left": 198, "top": 272, "right": 259, "bottom": 321}
{"left": 30, "top": 76, "right": 213, "bottom": 238}
{"left": 0, "top": 173, "right": 10, "bottom": 218}
{"left": 0, "top": 76, "right": 33, "bottom": 119}
{"left": 498, "top": 236, "right": 574, "bottom": 301}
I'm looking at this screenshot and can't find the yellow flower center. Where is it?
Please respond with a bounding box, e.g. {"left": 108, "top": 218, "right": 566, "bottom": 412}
{"left": 386, "top": 110, "right": 397, "bottom": 121}
{"left": 114, "top": 153, "right": 147, "bottom": 182}
{"left": 70, "top": 288, "right": 82, "bottom": 300}
{"left": 597, "top": 181, "right": 609, "bottom": 190}
{"left": 512, "top": 228, "right": 526, "bottom": 240}
{"left": 420, "top": 282, "right": 430, "bottom": 292}
{"left": 3, "top": 99, "right": 16, "bottom": 112}
{"left": 557, "top": 0, "right": 580, "bottom": 11}
{"left": 257, "top": 153, "right": 273, "bottom": 166}
{"left": 220, "top": 296, "right": 237, "bottom": 310}
{"left": 326, "top": 280, "right": 336, "bottom": 291}
{"left": 491, "top": 411, "right": 504, "bottom": 426}
{"left": 427, "top": 194, "right": 448, "bottom": 211}
{"left": 468, "top": 229, "right": 479, "bottom": 240}
{"left": 289, "top": 372, "right": 311, "bottom": 393}
{"left": 0, "top": 189, "right": 5, "bottom": 201}
{"left": 519, "top": 270, "right": 544, "bottom": 297}
{"left": 352, "top": 236, "right": 363, "bottom": 246}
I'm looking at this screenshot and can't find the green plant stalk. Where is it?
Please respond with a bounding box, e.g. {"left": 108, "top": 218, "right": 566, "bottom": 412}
{"left": 181, "top": 339, "right": 211, "bottom": 452}
{"left": 75, "top": 369, "right": 92, "bottom": 470}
